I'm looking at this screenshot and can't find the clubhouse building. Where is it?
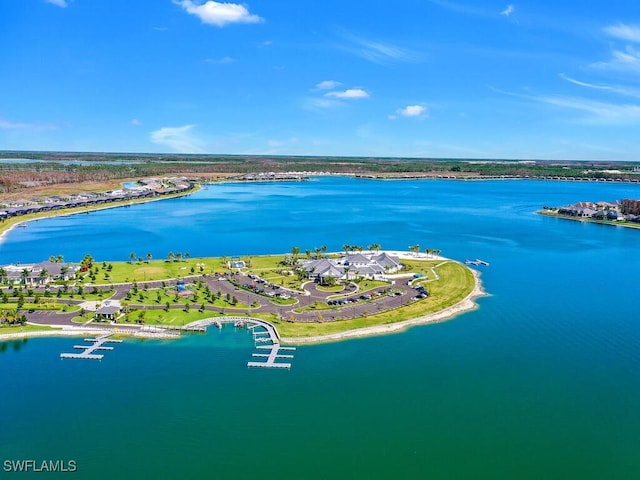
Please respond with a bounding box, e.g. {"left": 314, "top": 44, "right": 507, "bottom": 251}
{"left": 301, "top": 252, "right": 402, "bottom": 282}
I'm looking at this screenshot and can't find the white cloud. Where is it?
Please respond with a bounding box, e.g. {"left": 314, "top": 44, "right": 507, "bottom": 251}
{"left": 206, "top": 56, "right": 236, "bottom": 64}
{"left": 592, "top": 46, "right": 640, "bottom": 74}
{"left": 539, "top": 95, "right": 640, "bottom": 125}
{"left": 303, "top": 98, "right": 344, "bottom": 111}
{"left": 396, "top": 105, "right": 428, "bottom": 118}
{"left": 337, "top": 32, "right": 419, "bottom": 65}
{"left": 315, "top": 80, "right": 342, "bottom": 90}
{"left": 325, "top": 88, "right": 369, "bottom": 99}
{"left": 175, "top": 1, "right": 263, "bottom": 27}
{"left": 492, "top": 87, "right": 640, "bottom": 125}
{"left": 130, "top": 119, "right": 142, "bottom": 126}
{"left": 45, "top": 0, "right": 68, "bottom": 7}
{"left": 0, "top": 118, "right": 57, "bottom": 131}
{"left": 150, "top": 125, "right": 205, "bottom": 153}
{"left": 500, "top": 4, "right": 515, "bottom": 16}
{"left": 604, "top": 23, "right": 640, "bottom": 43}
{"left": 560, "top": 73, "right": 640, "bottom": 99}
{"left": 425, "top": 0, "right": 487, "bottom": 17}
{"left": 594, "top": 24, "right": 640, "bottom": 74}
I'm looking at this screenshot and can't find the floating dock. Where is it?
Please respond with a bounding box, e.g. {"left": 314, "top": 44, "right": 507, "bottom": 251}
{"left": 465, "top": 259, "right": 490, "bottom": 266}
{"left": 184, "top": 316, "right": 296, "bottom": 369}
{"left": 60, "top": 333, "right": 122, "bottom": 360}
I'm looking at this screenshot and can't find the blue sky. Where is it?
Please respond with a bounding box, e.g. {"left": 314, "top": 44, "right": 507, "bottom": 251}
{"left": 1, "top": 0, "right": 639, "bottom": 160}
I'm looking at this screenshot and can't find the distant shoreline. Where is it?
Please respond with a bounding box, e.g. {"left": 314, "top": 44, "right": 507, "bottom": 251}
{"left": 0, "top": 184, "right": 200, "bottom": 238}
{"left": 4, "top": 174, "right": 640, "bottom": 239}
{"left": 537, "top": 210, "right": 640, "bottom": 230}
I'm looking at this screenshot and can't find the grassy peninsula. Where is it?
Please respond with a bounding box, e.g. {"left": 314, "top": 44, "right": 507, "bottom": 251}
{"left": 1, "top": 251, "right": 482, "bottom": 342}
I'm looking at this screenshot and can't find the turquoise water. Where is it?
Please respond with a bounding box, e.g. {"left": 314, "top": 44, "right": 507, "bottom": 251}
{"left": 1, "top": 177, "right": 640, "bottom": 479}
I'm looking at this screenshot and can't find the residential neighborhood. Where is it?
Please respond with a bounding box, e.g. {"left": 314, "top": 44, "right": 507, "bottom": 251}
{"left": 0, "top": 177, "right": 193, "bottom": 221}
{"left": 542, "top": 199, "right": 640, "bottom": 225}
{"left": 0, "top": 261, "right": 80, "bottom": 286}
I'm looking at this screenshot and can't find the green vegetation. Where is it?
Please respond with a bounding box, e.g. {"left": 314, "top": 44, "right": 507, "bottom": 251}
{"left": 316, "top": 284, "right": 344, "bottom": 293}
{"left": 1, "top": 247, "right": 479, "bottom": 342}
{"left": 277, "top": 261, "right": 475, "bottom": 338}
{"left": 73, "top": 258, "right": 224, "bottom": 284}
{"left": 117, "top": 309, "right": 223, "bottom": 327}
{"left": 0, "top": 324, "right": 57, "bottom": 335}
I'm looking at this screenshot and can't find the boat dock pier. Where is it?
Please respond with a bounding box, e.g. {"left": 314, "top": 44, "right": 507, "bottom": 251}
{"left": 465, "top": 258, "right": 490, "bottom": 266}
{"left": 60, "top": 333, "right": 122, "bottom": 360}
{"left": 184, "top": 316, "right": 296, "bottom": 369}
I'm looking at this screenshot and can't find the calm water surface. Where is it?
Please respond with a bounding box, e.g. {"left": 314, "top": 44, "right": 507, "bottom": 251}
{"left": 1, "top": 177, "right": 639, "bottom": 479}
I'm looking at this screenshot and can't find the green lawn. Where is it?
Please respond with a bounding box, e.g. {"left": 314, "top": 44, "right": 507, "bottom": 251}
{"left": 82, "top": 259, "right": 223, "bottom": 284}
{"left": 0, "top": 302, "right": 63, "bottom": 311}
{"left": 0, "top": 324, "right": 58, "bottom": 335}
{"left": 277, "top": 261, "right": 476, "bottom": 338}
{"left": 117, "top": 308, "right": 224, "bottom": 327}
{"left": 316, "top": 284, "right": 344, "bottom": 292}
{"left": 122, "top": 285, "right": 251, "bottom": 309}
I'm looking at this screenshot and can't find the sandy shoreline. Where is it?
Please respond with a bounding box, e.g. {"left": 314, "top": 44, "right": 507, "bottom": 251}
{"left": 0, "top": 327, "right": 112, "bottom": 341}
{"left": 281, "top": 267, "right": 487, "bottom": 345}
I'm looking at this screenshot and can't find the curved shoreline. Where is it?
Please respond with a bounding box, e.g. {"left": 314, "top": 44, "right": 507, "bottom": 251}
{"left": 1, "top": 257, "right": 485, "bottom": 344}
{"left": 280, "top": 267, "right": 487, "bottom": 345}
{"left": 0, "top": 183, "right": 201, "bottom": 239}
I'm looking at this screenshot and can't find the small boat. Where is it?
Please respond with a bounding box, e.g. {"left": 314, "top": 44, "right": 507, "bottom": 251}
{"left": 17, "top": 223, "right": 27, "bottom": 228}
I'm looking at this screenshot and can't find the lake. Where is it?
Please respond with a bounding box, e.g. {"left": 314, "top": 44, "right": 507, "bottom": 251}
{"left": 1, "top": 177, "right": 639, "bottom": 479}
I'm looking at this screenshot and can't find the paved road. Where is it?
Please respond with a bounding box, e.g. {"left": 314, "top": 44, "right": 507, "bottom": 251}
{"left": 19, "top": 272, "right": 431, "bottom": 327}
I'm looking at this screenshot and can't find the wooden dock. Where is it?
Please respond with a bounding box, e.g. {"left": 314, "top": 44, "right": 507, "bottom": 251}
{"left": 60, "top": 333, "right": 121, "bottom": 360}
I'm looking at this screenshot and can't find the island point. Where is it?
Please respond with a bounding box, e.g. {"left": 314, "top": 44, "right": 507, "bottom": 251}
{"left": 0, "top": 245, "right": 485, "bottom": 345}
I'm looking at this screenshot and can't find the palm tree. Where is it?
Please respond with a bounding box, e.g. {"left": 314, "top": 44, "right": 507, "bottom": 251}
{"left": 343, "top": 244, "right": 351, "bottom": 255}
{"left": 167, "top": 251, "right": 175, "bottom": 262}
{"left": 146, "top": 253, "right": 152, "bottom": 263}
{"left": 305, "top": 249, "right": 311, "bottom": 259}
{"left": 184, "top": 252, "right": 190, "bottom": 261}
{"left": 0, "top": 267, "right": 6, "bottom": 284}
{"left": 321, "top": 245, "right": 328, "bottom": 255}
{"left": 129, "top": 251, "right": 136, "bottom": 263}
{"left": 80, "top": 254, "right": 94, "bottom": 271}
{"left": 175, "top": 252, "right": 182, "bottom": 261}
{"left": 38, "top": 268, "right": 48, "bottom": 285}
{"left": 370, "top": 243, "right": 381, "bottom": 254}
{"left": 20, "top": 268, "right": 29, "bottom": 285}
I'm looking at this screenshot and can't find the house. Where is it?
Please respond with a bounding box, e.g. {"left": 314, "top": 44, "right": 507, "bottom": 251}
{"left": 606, "top": 210, "right": 625, "bottom": 221}
{"left": 0, "top": 261, "right": 79, "bottom": 286}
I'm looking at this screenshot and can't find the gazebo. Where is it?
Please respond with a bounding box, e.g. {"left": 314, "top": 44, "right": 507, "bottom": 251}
{"left": 95, "top": 305, "right": 120, "bottom": 322}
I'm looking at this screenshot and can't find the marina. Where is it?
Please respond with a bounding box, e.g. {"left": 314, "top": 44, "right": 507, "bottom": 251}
{"left": 184, "top": 316, "right": 295, "bottom": 369}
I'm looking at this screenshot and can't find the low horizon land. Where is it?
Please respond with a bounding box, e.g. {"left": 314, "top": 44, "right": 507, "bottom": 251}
{"left": 2, "top": 150, "right": 640, "bottom": 205}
